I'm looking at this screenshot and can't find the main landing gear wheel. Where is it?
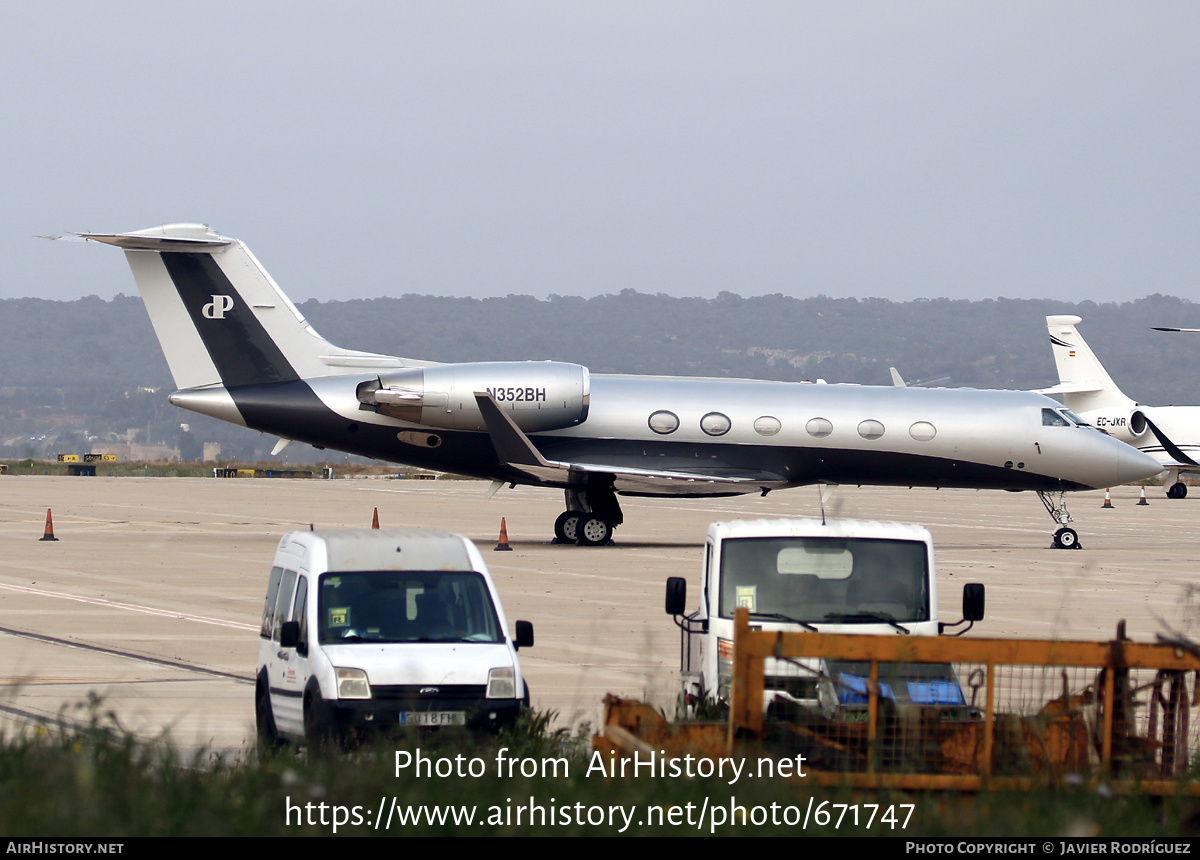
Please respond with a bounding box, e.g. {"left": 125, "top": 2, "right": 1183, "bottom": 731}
{"left": 1053, "top": 527, "right": 1080, "bottom": 550}
{"left": 553, "top": 511, "right": 581, "bottom": 544}
{"left": 576, "top": 516, "right": 612, "bottom": 547}
{"left": 1168, "top": 482, "right": 1188, "bottom": 500}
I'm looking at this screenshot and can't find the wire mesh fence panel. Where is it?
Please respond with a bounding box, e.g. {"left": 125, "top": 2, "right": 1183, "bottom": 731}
{"left": 724, "top": 612, "right": 1200, "bottom": 790}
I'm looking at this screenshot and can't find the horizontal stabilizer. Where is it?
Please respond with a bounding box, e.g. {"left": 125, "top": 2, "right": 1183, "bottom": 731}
{"left": 76, "top": 226, "right": 231, "bottom": 252}
{"left": 1032, "top": 382, "right": 1104, "bottom": 397}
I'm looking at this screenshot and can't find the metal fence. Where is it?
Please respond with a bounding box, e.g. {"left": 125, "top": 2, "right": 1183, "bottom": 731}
{"left": 729, "top": 611, "right": 1200, "bottom": 793}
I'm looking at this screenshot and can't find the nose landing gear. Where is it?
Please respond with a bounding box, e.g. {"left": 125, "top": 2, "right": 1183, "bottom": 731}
{"left": 1039, "top": 490, "right": 1081, "bottom": 549}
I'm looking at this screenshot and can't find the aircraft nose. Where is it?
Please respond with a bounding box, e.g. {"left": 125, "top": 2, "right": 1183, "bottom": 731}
{"left": 1112, "top": 439, "right": 1163, "bottom": 487}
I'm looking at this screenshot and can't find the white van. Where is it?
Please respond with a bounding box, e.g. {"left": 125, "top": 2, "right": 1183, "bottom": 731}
{"left": 256, "top": 529, "right": 533, "bottom": 747}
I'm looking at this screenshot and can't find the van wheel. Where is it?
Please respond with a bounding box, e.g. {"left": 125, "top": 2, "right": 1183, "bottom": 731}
{"left": 304, "top": 687, "right": 334, "bottom": 750}
{"left": 256, "top": 681, "right": 283, "bottom": 754}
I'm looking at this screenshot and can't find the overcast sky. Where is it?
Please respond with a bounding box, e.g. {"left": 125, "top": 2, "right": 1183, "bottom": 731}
{"left": 3, "top": 3, "right": 1199, "bottom": 304}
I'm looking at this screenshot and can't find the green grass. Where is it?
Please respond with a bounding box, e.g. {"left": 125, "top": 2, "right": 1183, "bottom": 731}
{"left": 1, "top": 698, "right": 1198, "bottom": 836}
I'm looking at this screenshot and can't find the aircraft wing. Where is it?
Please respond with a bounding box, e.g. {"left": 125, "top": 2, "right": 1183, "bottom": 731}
{"left": 473, "top": 392, "right": 787, "bottom": 494}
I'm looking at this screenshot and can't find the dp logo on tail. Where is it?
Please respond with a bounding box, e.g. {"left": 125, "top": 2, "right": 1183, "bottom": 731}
{"left": 202, "top": 294, "right": 234, "bottom": 319}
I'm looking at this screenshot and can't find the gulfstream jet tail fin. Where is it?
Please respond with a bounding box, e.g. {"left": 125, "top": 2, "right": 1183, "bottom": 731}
{"left": 79, "top": 224, "right": 424, "bottom": 391}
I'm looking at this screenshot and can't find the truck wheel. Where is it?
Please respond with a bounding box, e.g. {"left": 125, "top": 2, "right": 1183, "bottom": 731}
{"left": 256, "top": 681, "right": 283, "bottom": 753}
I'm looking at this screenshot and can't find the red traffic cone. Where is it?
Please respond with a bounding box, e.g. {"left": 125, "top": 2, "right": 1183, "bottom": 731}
{"left": 371, "top": 507, "right": 380, "bottom": 529}
{"left": 1102, "top": 489, "right": 1114, "bottom": 508}
{"left": 494, "top": 517, "right": 513, "bottom": 551}
{"left": 1137, "top": 486, "right": 1149, "bottom": 506}
{"left": 39, "top": 508, "right": 58, "bottom": 542}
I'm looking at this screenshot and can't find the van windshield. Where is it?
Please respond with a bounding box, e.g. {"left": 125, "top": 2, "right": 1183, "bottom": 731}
{"left": 718, "top": 537, "right": 930, "bottom": 624}
{"left": 318, "top": 570, "right": 503, "bottom": 644}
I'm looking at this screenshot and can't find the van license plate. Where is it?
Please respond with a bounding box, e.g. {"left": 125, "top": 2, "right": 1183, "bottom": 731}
{"left": 400, "top": 711, "right": 466, "bottom": 726}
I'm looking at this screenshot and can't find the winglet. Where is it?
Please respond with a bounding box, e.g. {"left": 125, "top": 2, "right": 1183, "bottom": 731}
{"left": 473, "top": 392, "right": 553, "bottom": 468}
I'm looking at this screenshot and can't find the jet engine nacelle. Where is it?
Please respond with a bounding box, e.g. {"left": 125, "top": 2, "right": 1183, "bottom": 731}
{"left": 1091, "top": 408, "right": 1149, "bottom": 442}
{"left": 357, "top": 361, "right": 590, "bottom": 432}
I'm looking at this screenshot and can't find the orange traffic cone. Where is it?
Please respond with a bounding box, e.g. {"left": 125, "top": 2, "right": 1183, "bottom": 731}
{"left": 1138, "top": 486, "right": 1149, "bottom": 506}
{"left": 371, "top": 507, "right": 380, "bottom": 529}
{"left": 1102, "top": 489, "right": 1114, "bottom": 508}
{"left": 494, "top": 517, "right": 513, "bottom": 551}
{"left": 39, "top": 508, "right": 58, "bottom": 542}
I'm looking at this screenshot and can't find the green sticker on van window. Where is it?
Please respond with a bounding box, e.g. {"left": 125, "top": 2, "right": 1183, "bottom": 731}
{"left": 735, "top": 586, "right": 757, "bottom": 612}
{"left": 328, "top": 607, "right": 350, "bottom": 627}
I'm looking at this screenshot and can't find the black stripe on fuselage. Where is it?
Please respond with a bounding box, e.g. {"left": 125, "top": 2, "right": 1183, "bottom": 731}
{"left": 535, "top": 437, "right": 1079, "bottom": 493}
{"left": 221, "top": 380, "right": 1079, "bottom": 494}
{"left": 227, "top": 380, "right": 506, "bottom": 476}
{"left": 160, "top": 252, "right": 299, "bottom": 388}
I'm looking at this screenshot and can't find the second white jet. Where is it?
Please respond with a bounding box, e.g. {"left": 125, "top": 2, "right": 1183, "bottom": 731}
{"left": 1043, "top": 314, "right": 1196, "bottom": 499}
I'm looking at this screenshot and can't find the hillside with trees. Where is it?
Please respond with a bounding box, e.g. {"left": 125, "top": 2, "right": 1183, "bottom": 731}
{"left": 3, "top": 290, "right": 1199, "bottom": 464}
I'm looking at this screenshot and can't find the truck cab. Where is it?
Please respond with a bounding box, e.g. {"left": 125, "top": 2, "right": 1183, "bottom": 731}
{"left": 665, "top": 518, "right": 983, "bottom": 717}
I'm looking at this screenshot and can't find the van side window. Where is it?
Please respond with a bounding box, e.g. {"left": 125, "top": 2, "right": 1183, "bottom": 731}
{"left": 261, "top": 567, "right": 283, "bottom": 639}
{"left": 271, "top": 569, "right": 298, "bottom": 642}
{"left": 292, "top": 576, "right": 309, "bottom": 653}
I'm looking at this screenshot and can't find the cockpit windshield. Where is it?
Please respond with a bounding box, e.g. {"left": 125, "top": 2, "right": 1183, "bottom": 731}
{"left": 1042, "top": 407, "right": 1089, "bottom": 427}
{"left": 318, "top": 570, "right": 503, "bottom": 644}
{"left": 718, "top": 537, "right": 930, "bottom": 625}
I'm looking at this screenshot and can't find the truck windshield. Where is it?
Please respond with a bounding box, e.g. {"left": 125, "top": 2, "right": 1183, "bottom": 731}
{"left": 718, "top": 537, "right": 930, "bottom": 624}
{"left": 318, "top": 570, "right": 503, "bottom": 644}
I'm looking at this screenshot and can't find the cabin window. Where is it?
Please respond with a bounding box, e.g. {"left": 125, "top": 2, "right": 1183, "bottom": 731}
{"left": 909, "top": 421, "right": 936, "bottom": 442}
{"left": 700, "top": 412, "right": 732, "bottom": 436}
{"left": 806, "top": 417, "right": 833, "bottom": 438}
{"left": 648, "top": 410, "right": 679, "bottom": 435}
{"left": 754, "top": 416, "right": 781, "bottom": 437}
{"left": 858, "top": 420, "right": 885, "bottom": 440}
